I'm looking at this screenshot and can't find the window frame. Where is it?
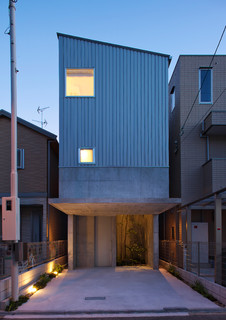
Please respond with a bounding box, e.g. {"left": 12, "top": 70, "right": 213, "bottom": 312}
{"left": 65, "top": 68, "right": 95, "bottom": 98}
{"left": 17, "top": 148, "right": 24, "bottom": 170}
{"left": 78, "top": 147, "right": 95, "bottom": 164}
{"left": 199, "top": 68, "right": 213, "bottom": 104}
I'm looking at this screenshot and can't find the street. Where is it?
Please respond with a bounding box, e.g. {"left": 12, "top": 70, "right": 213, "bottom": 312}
{"left": 2, "top": 313, "right": 226, "bottom": 320}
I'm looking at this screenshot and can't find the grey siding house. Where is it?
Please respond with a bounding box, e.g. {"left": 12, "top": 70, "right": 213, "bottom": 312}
{"left": 50, "top": 33, "right": 179, "bottom": 269}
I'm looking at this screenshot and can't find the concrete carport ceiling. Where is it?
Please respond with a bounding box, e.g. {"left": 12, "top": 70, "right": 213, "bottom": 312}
{"left": 49, "top": 198, "right": 180, "bottom": 216}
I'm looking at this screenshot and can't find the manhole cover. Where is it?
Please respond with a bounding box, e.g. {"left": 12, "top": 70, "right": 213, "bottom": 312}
{"left": 85, "top": 297, "right": 106, "bottom": 300}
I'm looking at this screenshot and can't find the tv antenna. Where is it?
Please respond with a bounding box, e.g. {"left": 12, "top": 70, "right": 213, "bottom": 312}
{"left": 32, "top": 106, "right": 50, "bottom": 128}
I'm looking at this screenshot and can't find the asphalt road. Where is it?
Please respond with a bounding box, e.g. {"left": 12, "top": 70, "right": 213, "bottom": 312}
{"left": 2, "top": 314, "right": 226, "bottom": 320}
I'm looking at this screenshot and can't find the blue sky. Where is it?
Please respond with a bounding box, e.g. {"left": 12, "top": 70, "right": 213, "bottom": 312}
{"left": 0, "top": 0, "right": 226, "bottom": 137}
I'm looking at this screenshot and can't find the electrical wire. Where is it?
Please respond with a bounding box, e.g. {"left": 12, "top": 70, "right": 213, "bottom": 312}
{"left": 180, "top": 26, "right": 226, "bottom": 136}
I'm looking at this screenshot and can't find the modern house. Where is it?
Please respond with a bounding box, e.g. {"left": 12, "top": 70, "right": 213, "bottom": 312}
{"left": 160, "top": 55, "right": 226, "bottom": 284}
{"left": 50, "top": 33, "right": 179, "bottom": 270}
{"left": 0, "top": 109, "right": 67, "bottom": 243}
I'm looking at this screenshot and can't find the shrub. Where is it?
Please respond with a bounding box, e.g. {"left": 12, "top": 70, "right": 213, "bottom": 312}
{"left": 33, "top": 273, "right": 51, "bottom": 290}
{"left": 53, "top": 263, "right": 64, "bottom": 274}
{"left": 168, "top": 264, "right": 182, "bottom": 280}
{"left": 48, "top": 272, "right": 57, "bottom": 279}
{"left": 6, "top": 295, "right": 29, "bottom": 311}
{"left": 191, "top": 281, "right": 216, "bottom": 302}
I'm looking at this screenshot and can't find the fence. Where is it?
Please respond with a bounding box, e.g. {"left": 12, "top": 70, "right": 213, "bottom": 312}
{"left": 159, "top": 240, "right": 226, "bottom": 286}
{"left": 0, "top": 240, "right": 67, "bottom": 279}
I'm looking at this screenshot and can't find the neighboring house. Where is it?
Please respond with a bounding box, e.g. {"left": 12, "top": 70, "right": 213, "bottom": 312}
{"left": 159, "top": 55, "right": 226, "bottom": 284}
{"left": 0, "top": 109, "right": 67, "bottom": 242}
{"left": 50, "top": 33, "right": 179, "bottom": 270}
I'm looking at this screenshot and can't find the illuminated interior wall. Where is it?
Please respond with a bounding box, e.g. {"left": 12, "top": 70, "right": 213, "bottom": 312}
{"left": 66, "top": 69, "right": 94, "bottom": 96}
{"left": 79, "top": 148, "right": 94, "bottom": 163}
{"left": 116, "top": 215, "right": 147, "bottom": 265}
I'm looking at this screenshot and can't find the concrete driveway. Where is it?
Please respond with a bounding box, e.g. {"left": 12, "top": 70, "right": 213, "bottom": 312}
{"left": 13, "top": 267, "right": 222, "bottom": 317}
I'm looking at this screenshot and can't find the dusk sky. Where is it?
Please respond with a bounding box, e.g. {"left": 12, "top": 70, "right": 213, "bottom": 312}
{"left": 0, "top": 0, "right": 226, "bottom": 137}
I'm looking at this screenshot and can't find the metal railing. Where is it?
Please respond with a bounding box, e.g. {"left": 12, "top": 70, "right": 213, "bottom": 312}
{"left": 0, "top": 240, "right": 67, "bottom": 279}
{"left": 159, "top": 240, "right": 226, "bottom": 286}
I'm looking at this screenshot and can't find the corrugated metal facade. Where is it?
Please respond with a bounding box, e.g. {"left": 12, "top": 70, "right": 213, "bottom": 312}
{"left": 59, "top": 34, "right": 169, "bottom": 168}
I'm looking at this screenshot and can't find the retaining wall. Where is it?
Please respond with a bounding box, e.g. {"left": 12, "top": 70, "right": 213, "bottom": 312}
{"left": 160, "top": 259, "right": 226, "bottom": 306}
{"left": 0, "top": 255, "right": 67, "bottom": 308}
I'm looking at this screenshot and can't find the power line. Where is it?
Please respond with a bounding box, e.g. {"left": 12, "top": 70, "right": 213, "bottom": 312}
{"left": 180, "top": 26, "right": 226, "bottom": 135}
{"left": 181, "top": 86, "right": 226, "bottom": 143}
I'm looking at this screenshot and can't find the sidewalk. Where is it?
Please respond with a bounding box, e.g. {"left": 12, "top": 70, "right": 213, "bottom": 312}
{"left": 3, "top": 267, "right": 225, "bottom": 318}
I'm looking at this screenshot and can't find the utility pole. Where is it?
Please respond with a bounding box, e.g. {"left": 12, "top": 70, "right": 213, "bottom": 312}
{"left": 9, "top": 0, "right": 19, "bottom": 301}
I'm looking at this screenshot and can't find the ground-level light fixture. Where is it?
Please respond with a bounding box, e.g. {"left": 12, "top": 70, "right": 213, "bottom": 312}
{"left": 28, "top": 285, "right": 37, "bottom": 294}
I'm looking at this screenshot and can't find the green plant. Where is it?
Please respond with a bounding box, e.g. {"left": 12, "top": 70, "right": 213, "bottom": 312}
{"left": 191, "top": 281, "right": 216, "bottom": 302}
{"left": 125, "top": 217, "right": 146, "bottom": 265}
{"left": 5, "top": 269, "right": 61, "bottom": 312}
{"left": 168, "top": 264, "right": 182, "bottom": 280}
{"left": 48, "top": 272, "right": 57, "bottom": 279}
{"left": 53, "top": 263, "right": 64, "bottom": 274}
{"left": 34, "top": 273, "right": 51, "bottom": 290}
{"left": 6, "top": 295, "right": 29, "bottom": 311}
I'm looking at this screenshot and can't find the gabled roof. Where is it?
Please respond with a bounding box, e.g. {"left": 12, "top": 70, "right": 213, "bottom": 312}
{"left": 0, "top": 109, "right": 57, "bottom": 140}
{"left": 57, "top": 32, "right": 172, "bottom": 62}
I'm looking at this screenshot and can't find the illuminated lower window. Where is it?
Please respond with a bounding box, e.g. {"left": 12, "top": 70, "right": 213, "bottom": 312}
{"left": 66, "top": 69, "right": 94, "bottom": 96}
{"left": 79, "top": 148, "right": 95, "bottom": 164}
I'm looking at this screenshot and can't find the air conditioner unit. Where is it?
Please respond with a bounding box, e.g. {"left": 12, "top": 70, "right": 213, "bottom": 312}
{"left": 2, "top": 197, "right": 20, "bottom": 241}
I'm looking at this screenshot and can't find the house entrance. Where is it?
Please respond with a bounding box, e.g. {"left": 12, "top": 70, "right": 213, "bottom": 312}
{"left": 75, "top": 216, "right": 114, "bottom": 268}
{"left": 95, "top": 216, "right": 112, "bottom": 266}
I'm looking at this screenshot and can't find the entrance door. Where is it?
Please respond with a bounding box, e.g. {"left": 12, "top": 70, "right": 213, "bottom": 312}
{"left": 95, "top": 216, "right": 112, "bottom": 267}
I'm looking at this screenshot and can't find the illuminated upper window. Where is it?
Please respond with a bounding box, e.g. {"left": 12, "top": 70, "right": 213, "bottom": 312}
{"left": 66, "top": 69, "right": 94, "bottom": 96}
{"left": 79, "top": 148, "right": 95, "bottom": 164}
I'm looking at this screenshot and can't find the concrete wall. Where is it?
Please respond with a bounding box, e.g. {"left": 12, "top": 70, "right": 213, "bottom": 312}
{"left": 60, "top": 167, "right": 169, "bottom": 199}
{"left": 68, "top": 215, "right": 116, "bottom": 269}
{"left": 68, "top": 215, "right": 76, "bottom": 270}
{"left": 76, "top": 216, "right": 95, "bottom": 268}
{"left": 160, "top": 259, "right": 226, "bottom": 306}
{"left": 0, "top": 255, "right": 67, "bottom": 308}
{"left": 146, "top": 215, "right": 159, "bottom": 269}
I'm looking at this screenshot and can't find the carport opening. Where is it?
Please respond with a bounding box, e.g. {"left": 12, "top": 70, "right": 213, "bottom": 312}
{"left": 116, "top": 215, "right": 148, "bottom": 266}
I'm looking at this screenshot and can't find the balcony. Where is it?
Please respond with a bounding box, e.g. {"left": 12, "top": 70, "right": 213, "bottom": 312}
{"left": 203, "top": 158, "right": 226, "bottom": 195}
{"left": 202, "top": 111, "right": 226, "bottom": 135}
